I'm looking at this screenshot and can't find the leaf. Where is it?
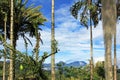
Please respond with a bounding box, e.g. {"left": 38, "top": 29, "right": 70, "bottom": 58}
{"left": 70, "top": 0, "right": 101, "bottom": 29}
{"left": 70, "top": 1, "right": 83, "bottom": 19}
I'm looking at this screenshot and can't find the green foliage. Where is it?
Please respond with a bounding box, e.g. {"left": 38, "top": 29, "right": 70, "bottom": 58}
{"left": 52, "top": 40, "right": 59, "bottom": 53}
{"left": 56, "top": 65, "right": 91, "bottom": 80}
{"left": 56, "top": 61, "right": 65, "bottom": 80}
{"left": 15, "top": 51, "right": 49, "bottom": 80}
{"left": 1, "top": 32, "right": 51, "bottom": 80}
{"left": 70, "top": 0, "right": 101, "bottom": 28}
{"left": 118, "top": 73, "right": 120, "bottom": 80}
{"left": 0, "top": 1, "right": 47, "bottom": 79}
{"left": 94, "top": 61, "right": 105, "bottom": 79}
{"left": 55, "top": 63, "right": 105, "bottom": 80}
{"left": 0, "top": 0, "right": 46, "bottom": 48}
{"left": 70, "top": 1, "right": 83, "bottom": 19}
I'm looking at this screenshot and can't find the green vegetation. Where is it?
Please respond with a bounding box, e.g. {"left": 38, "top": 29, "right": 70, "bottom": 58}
{"left": 0, "top": 0, "right": 120, "bottom": 80}
{"left": 0, "top": 56, "right": 120, "bottom": 80}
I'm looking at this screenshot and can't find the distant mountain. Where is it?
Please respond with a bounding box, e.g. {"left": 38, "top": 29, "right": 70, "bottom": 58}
{"left": 65, "top": 61, "right": 87, "bottom": 67}
{"left": 43, "top": 61, "right": 87, "bottom": 70}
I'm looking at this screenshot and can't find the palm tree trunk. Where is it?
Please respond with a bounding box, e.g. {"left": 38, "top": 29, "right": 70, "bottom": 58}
{"left": 102, "top": 0, "right": 116, "bottom": 80}
{"left": 10, "top": 0, "right": 14, "bottom": 80}
{"left": 3, "top": 12, "right": 7, "bottom": 80}
{"left": 113, "top": 21, "right": 117, "bottom": 80}
{"left": 89, "top": 0, "right": 93, "bottom": 80}
{"left": 90, "top": 18, "right": 93, "bottom": 80}
{"left": 34, "top": 30, "right": 40, "bottom": 62}
{"left": 51, "top": 0, "right": 55, "bottom": 80}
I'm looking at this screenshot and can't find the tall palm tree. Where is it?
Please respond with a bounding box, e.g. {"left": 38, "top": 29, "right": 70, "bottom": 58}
{"left": 51, "top": 0, "right": 56, "bottom": 80}
{"left": 12, "top": 0, "right": 46, "bottom": 49}
{"left": 70, "top": 0, "right": 101, "bottom": 80}
{"left": 89, "top": 0, "right": 93, "bottom": 79}
{"left": 0, "top": 0, "right": 46, "bottom": 48}
{"left": 0, "top": 1, "right": 46, "bottom": 79}
{"left": 10, "top": 0, "right": 14, "bottom": 80}
{"left": 101, "top": 0, "right": 116, "bottom": 80}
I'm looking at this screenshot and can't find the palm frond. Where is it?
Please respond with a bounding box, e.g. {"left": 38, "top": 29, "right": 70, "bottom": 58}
{"left": 70, "top": 0, "right": 101, "bottom": 29}
{"left": 70, "top": 1, "right": 83, "bottom": 19}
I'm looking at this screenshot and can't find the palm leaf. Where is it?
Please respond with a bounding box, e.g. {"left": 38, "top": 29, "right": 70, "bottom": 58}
{"left": 70, "top": 1, "right": 83, "bottom": 19}
{"left": 70, "top": 0, "right": 101, "bottom": 29}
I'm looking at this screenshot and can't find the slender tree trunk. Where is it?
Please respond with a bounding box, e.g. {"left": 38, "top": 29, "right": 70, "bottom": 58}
{"left": 34, "top": 30, "right": 40, "bottom": 62}
{"left": 90, "top": 18, "right": 93, "bottom": 80}
{"left": 89, "top": 0, "right": 93, "bottom": 80}
{"left": 113, "top": 2, "right": 117, "bottom": 80}
{"left": 102, "top": 0, "right": 116, "bottom": 80}
{"left": 51, "top": 0, "right": 55, "bottom": 80}
{"left": 3, "top": 13, "right": 7, "bottom": 80}
{"left": 113, "top": 19, "right": 117, "bottom": 80}
{"left": 10, "top": 0, "right": 14, "bottom": 80}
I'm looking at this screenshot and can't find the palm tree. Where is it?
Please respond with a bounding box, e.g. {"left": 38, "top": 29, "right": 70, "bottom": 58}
{"left": 0, "top": 0, "right": 46, "bottom": 49}
{"left": 12, "top": 0, "right": 46, "bottom": 49}
{"left": 10, "top": 0, "right": 14, "bottom": 80}
{"left": 89, "top": 0, "right": 93, "bottom": 79}
{"left": 51, "top": 0, "right": 56, "bottom": 80}
{"left": 0, "top": 1, "right": 46, "bottom": 79}
{"left": 70, "top": 0, "right": 101, "bottom": 80}
{"left": 101, "top": 0, "right": 116, "bottom": 80}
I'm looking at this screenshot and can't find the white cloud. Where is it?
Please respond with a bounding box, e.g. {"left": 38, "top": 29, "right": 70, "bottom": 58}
{"left": 1, "top": 1, "right": 120, "bottom": 64}
{"left": 94, "top": 56, "right": 105, "bottom": 63}
{"left": 41, "top": 5, "right": 106, "bottom": 63}
{"left": 15, "top": 3, "right": 120, "bottom": 63}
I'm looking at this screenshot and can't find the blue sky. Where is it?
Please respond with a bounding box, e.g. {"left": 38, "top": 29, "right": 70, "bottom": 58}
{"left": 24, "top": 0, "right": 120, "bottom": 64}
{"left": 1, "top": 0, "right": 120, "bottom": 65}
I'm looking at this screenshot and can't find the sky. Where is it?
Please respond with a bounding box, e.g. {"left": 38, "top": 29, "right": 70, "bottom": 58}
{"left": 1, "top": 0, "right": 120, "bottom": 65}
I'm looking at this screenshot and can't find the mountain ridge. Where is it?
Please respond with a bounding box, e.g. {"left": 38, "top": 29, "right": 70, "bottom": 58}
{"left": 43, "top": 61, "right": 87, "bottom": 70}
